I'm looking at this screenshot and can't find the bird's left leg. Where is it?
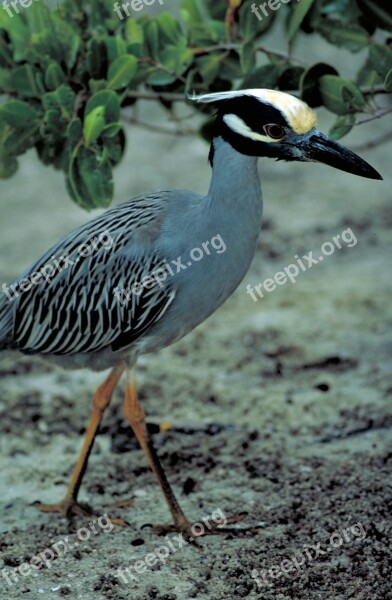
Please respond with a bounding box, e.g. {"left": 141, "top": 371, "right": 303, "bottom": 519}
{"left": 36, "top": 365, "right": 124, "bottom": 519}
{"left": 123, "top": 369, "right": 192, "bottom": 536}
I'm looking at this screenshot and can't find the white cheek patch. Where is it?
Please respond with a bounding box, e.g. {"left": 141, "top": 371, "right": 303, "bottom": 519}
{"left": 223, "top": 114, "right": 281, "bottom": 143}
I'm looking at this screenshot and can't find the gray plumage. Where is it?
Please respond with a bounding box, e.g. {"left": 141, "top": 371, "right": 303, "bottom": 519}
{"left": 0, "top": 139, "right": 263, "bottom": 371}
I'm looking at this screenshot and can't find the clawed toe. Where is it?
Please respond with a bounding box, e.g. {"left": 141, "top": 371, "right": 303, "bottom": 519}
{"left": 35, "top": 497, "right": 93, "bottom": 519}
{"left": 35, "top": 498, "right": 131, "bottom": 528}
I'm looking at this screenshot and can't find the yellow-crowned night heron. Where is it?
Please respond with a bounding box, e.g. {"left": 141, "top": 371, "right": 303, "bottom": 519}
{"left": 0, "top": 89, "right": 382, "bottom": 536}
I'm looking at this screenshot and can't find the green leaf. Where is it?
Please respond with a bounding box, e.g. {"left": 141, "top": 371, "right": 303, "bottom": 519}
{"left": 385, "top": 69, "right": 392, "bottom": 92}
{"left": 357, "top": 0, "right": 392, "bottom": 30}
{"left": 0, "top": 122, "right": 18, "bottom": 178}
{"left": 208, "top": 19, "right": 226, "bottom": 40}
{"left": 125, "top": 18, "right": 144, "bottom": 56}
{"left": 107, "top": 54, "right": 138, "bottom": 90}
{"left": 203, "top": 0, "right": 226, "bottom": 20}
{"left": 185, "top": 23, "right": 209, "bottom": 46}
{"left": 240, "top": 42, "right": 256, "bottom": 74}
{"left": 147, "top": 68, "right": 177, "bottom": 86}
{"left": 300, "top": 63, "right": 339, "bottom": 107}
{"left": 287, "top": 0, "right": 315, "bottom": 42}
{"left": 53, "top": 15, "right": 81, "bottom": 69}
{"left": 0, "top": 30, "right": 12, "bottom": 68}
{"left": 78, "top": 0, "right": 112, "bottom": 27}
{"left": 129, "top": 62, "right": 151, "bottom": 88}
{"left": 329, "top": 114, "right": 355, "bottom": 140}
{"left": 89, "top": 79, "right": 108, "bottom": 94}
{"left": 12, "top": 64, "right": 41, "bottom": 98}
{"left": 356, "top": 57, "right": 382, "bottom": 87}
{"left": 103, "top": 35, "right": 127, "bottom": 62}
{"left": 196, "top": 53, "right": 225, "bottom": 85}
{"left": 0, "top": 12, "right": 30, "bottom": 62}
{"left": 0, "top": 119, "right": 39, "bottom": 160}
{"left": 320, "top": 75, "right": 366, "bottom": 115}
{"left": 40, "top": 108, "right": 67, "bottom": 143}
{"left": 85, "top": 90, "right": 121, "bottom": 124}
{"left": 145, "top": 21, "right": 160, "bottom": 60}
{"left": 102, "top": 123, "right": 122, "bottom": 138}
{"left": 181, "top": 0, "right": 204, "bottom": 26}
{"left": 159, "top": 38, "right": 193, "bottom": 76}
{"left": 0, "top": 67, "right": 13, "bottom": 92}
{"left": 45, "top": 63, "right": 66, "bottom": 91}
{"left": 24, "top": 1, "right": 52, "bottom": 34}
{"left": 321, "top": 0, "right": 358, "bottom": 16}
{"left": 66, "top": 118, "right": 83, "bottom": 148}
{"left": 242, "top": 64, "right": 284, "bottom": 89}
{"left": 125, "top": 19, "right": 144, "bottom": 45}
{"left": 83, "top": 106, "right": 106, "bottom": 146}
{"left": 240, "top": 0, "right": 276, "bottom": 40}
{"left": 35, "top": 71, "right": 47, "bottom": 96}
{"left": 156, "top": 12, "right": 182, "bottom": 44}
{"left": 278, "top": 66, "right": 305, "bottom": 90}
{"left": 43, "top": 85, "right": 76, "bottom": 119}
{"left": 317, "top": 21, "right": 369, "bottom": 52}
{"left": 86, "top": 39, "right": 108, "bottom": 80}
{"left": 0, "top": 100, "right": 40, "bottom": 128}
{"left": 221, "top": 54, "right": 242, "bottom": 81}
{"left": 67, "top": 145, "right": 114, "bottom": 211}
{"left": 0, "top": 6, "right": 13, "bottom": 28}
{"left": 369, "top": 44, "right": 392, "bottom": 79}
{"left": 28, "top": 12, "right": 80, "bottom": 70}
{"left": 36, "top": 139, "right": 67, "bottom": 170}
{"left": 104, "top": 129, "right": 126, "bottom": 165}
{"left": 0, "top": 155, "right": 18, "bottom": 179}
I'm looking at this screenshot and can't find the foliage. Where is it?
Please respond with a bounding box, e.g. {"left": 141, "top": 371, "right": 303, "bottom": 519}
{"left": 0, "top": 0, "right": 391, "bottom": 209}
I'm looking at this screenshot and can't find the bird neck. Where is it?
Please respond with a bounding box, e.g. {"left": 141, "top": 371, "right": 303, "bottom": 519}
{"left": 207, "top": 136, "right": 262, "bottom": 223}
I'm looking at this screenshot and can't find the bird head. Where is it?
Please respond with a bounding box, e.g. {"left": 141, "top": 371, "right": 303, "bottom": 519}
{"left": 192, "top": 89, "right": 382, "bottom": 180}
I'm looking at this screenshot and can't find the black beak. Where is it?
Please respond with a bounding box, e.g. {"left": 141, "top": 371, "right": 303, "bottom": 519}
{"left": 298, "top": 129, "right": 382, "bottom": 180}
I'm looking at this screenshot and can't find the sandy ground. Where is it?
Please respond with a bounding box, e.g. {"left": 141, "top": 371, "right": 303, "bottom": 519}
{"left": 0, "top": 33, "right": 391, "bottom": 600}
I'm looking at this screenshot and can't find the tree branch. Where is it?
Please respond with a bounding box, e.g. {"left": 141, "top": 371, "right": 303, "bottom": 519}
{"left": 121, "top": 114, "right": 197, "bottom": 136}
{"left": 361, "top": 85, "right": 390, "bottom": 96}
{"left": 355, "top": 106, "right": 392, "bottom": 126}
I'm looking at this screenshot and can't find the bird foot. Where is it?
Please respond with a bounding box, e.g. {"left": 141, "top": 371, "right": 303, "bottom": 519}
{"left": 35, "top": 497, "right": 130, "bottom": 528}
{"left": 35, "top": 497, "right": 93, "bottom": 519}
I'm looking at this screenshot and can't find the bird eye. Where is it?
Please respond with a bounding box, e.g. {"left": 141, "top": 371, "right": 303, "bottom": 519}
{"left": 263, "top": 124, "right": 286, "bottom": 139}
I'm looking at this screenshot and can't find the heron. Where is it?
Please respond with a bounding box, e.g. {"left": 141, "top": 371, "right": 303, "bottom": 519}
{"left": 0, "top": 89, "right": 382, "bottom": 537}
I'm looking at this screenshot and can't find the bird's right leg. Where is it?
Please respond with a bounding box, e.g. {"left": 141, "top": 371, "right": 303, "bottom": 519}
{"left": 36, "top": 365, "right": 124, "bottom": 519}
{"left": 123, "top": 369, "right": 192, "bottom": 535}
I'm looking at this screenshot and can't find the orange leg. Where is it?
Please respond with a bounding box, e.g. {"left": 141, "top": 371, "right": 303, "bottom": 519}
{"left": 123, "top": 369, "right": 191, "bottom": 533}
{"left": 37, "top": 365, "right": 124, "bottom": 518}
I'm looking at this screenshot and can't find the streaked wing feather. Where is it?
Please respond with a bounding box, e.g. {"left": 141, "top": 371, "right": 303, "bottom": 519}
{"left": 8, "top": 193, "right": 175, "bottom": 356}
